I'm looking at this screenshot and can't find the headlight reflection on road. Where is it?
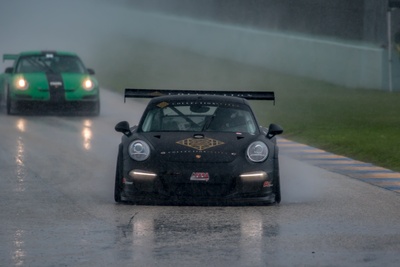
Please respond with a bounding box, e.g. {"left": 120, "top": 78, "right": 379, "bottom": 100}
{"left": 240, "top": 213, "right": 263, "bottom": 264}
{"left": 240, "top": 212, "right": 280, "bottom": 265}
{"left": 16, "top": 118, "right": 26, "bottom": 133}
{"left": 12, "top": 120, "right": 27, "bottom": 265}
{"left": 82, "top": 120, "right": 92, "bottom": 150}
{"left": 14, "top": 119, "right": 27, "bottom": 192}
{"left": 15, "top": 137, "right": 26, "bottom": 192}
{"left": 132, "top": 217, "right": 154, "bottom": 261}
{"left": 12, "top": 229, "right": 26, "bottom": 266}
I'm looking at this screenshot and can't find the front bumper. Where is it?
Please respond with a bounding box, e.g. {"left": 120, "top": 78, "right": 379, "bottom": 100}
{"left": 121, "top": 168, "right": 275, "bottom": 201}
{"left": 11, "top": 92, "right": 99, "bottom": 102}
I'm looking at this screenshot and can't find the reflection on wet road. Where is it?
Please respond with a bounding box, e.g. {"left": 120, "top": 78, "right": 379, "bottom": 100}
{"left": 15, "top": 136, "right": 25, "bottom": 193}
{"left": 11, "top": 119, "right": 27, "bottom": 266}
{"left": 120, "top": 207, "right": 279, "bottom": 266}
{"left": 0, "top": 90, "right": 400, "bottom": 266}
{"left": 12, "top": 229, "right": 25, "bottom": 267}
{"left": 82, "top": 119, "right": 92, "bottom": 150}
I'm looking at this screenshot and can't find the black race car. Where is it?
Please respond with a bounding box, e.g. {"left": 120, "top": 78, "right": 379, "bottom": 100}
{"left": 114, "top": 89, "right": 283, "bottom": 205}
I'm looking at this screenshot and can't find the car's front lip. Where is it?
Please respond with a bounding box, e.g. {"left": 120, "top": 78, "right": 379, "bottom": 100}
{"left": 122, "top": 168, "right": 273, "bottom": 198}
{"left": 127, "top": 169, "right": 269, "bottom": 182}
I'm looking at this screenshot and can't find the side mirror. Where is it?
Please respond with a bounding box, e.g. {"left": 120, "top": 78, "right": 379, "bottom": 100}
{"left": 267, "top": 123, "right": 283, "bottom": 139}
{"left": 87, "top": 68, "right": 95, "bottom": 75}
{"left": 115, "top": 121, "right": 131, "bottom": 136}
{"left": 5, "top": 67, "right": 13, "bottom": 74}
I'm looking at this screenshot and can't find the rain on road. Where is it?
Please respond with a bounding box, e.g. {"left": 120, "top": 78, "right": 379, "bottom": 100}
{"left": 0, "top": 89, "right": 399, "bottom": 267}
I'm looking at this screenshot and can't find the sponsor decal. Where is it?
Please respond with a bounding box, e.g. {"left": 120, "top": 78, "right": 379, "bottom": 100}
{"left": 151, "top": 91, "right": 164, "bottom": 97}
{"left": 263, "top": 181, "right": 272, "bottom": 187}
{"left": 190, "top": 172, "right": 210, "bottom": 182}
{"left": 122, "top": 177, "right": 133, "bottom": 185}
{"left": 157, "top": 101, "right": 169, "bottom": 108}
{"left": 176, "top": 137, "right": 224, "bottom": 151}
{"left": 50, "top": 81, "right": 63, "bottom": 88}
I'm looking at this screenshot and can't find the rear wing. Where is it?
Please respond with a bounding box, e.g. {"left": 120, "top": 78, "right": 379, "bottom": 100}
{"left": 3, "top": 54, "right": 18, "bottom": 61}
{"left": 124, "top": 88, "right": 275, "bottom": 103}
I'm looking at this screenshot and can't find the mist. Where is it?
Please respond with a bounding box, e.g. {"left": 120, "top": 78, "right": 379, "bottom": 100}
{"left": 0, "top": 0, "right": 124, "bottom": 69}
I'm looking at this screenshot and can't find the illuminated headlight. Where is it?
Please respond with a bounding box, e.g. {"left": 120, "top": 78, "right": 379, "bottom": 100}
{"left": 246, "top": 141, "right": 269, "bottom": 162}
{"left": 82, "top": 78, "right": 94, "bottom": 91}
{"left": 240, "top": 171, "right": 267, "bottom": 181}
{"left": 129, "top": 170, "right": 157, "bottom": 180}
{"left": 129, "top": 140, "right": 150, "bottom": 161}
{"left": 15, "top": 78, "right": 29, "bottom": 90}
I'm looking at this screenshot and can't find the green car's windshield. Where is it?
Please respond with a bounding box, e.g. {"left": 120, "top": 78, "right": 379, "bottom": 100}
{"left": 15, "top": 55, "right": 87, "bottom": 74}
{"left": 141, "top": 101, "right": 258, "bottom": 134}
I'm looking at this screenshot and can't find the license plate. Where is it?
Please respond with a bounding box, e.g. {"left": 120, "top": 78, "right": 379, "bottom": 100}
{"left": 190, "top": 172, "right": 210, "bottom": 182}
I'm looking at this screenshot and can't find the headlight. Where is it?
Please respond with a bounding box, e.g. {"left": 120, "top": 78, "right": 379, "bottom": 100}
{"left": 82, "top": 78, "right": 94, "bottom": 91}
{"left": 15, "top": 77, "right": 29, "bottom": 90}
{"left": 246, "top": 141, "right": 269, "bottom": 162}
{"left": 129, "top": 140, "right": 150, "bottom": 161}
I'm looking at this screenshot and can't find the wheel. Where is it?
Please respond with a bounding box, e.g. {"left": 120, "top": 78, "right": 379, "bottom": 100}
{"left": 273, "top": 148, "right": 281, "bottom": 204}
{"left": 6, "top": 88, "right": 15, "bottom": 115}
{"left": 274, "top": 173, "right": 281, "bottom": 204}
{"left": 114, "top": 145, "right": 124, "bottom": 203}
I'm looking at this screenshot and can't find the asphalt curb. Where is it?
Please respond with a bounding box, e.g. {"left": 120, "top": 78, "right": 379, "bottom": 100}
{"left": 278, "top": 138, "right": 400, "bottom": 194}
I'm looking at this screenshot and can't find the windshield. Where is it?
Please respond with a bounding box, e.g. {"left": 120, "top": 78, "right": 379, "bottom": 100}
{"left": 141, "top": 100, "right": 258, "bottom": 134}
{"left": 15, "top": 54, "right": 87, "bottom": 74}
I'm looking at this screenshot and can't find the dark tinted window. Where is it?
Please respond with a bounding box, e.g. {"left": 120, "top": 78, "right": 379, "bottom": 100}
{"left": 16, "top": 54, "right": 87, "bottom": 74}
{"left": 141, "top": 100, "right": 258, "bottom": 134}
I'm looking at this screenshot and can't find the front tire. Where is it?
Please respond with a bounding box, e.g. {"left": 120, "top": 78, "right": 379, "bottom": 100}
{"left": 273, "top": 148, "right": 281, "bottom": 204}
{"left": 114, "top": 145, "right": 123, "bottom": 203}
{"left": 6, "top": 88, "right": 15, "bottom": 115}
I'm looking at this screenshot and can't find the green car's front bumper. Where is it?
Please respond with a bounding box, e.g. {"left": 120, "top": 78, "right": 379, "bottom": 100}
{"left": 7, "top": 72, "right": 100, "bottom": 115}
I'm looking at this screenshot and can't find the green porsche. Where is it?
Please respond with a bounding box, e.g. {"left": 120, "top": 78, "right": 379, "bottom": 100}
{"left": 0, "top": 51, "right": 100, "bottom": 115}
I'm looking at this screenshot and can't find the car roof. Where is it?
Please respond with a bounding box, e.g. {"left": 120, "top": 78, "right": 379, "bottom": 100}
{"left": 148, "top": 94, "right": 250, "bottom": 106}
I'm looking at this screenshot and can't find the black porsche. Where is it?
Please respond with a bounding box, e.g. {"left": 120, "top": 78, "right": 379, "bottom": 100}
{"left": 114, "top": 89, "right": 283, "bottom": 205}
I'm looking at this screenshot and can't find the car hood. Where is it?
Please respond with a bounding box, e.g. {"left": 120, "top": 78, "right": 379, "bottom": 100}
{"left": 142, "top": 132, "right": 257, "bottom": 163}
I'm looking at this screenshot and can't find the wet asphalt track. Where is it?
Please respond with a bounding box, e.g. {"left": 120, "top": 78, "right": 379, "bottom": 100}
{"left": 1, "top": 89, "right": 400, "bottom": 267}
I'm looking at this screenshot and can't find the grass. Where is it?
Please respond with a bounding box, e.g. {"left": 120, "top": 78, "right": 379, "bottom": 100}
{"left": 91, "top": 37, "right": 400, "bottom": 172}
{"left": 255, "top": 82, "right": 400, "bottom": 171}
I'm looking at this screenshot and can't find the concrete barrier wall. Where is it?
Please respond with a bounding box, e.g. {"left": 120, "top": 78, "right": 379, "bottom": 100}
{"left": 125, "top": 11, "right": 387, "bottom": 90}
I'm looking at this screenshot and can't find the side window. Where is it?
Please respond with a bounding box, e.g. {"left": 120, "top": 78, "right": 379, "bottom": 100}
{"left": 16, "top": 59, "right": 33, "bottom": 72}
{"left": 141, "top": 108, "right": 162, "bottom": 132}
{"left": 242, "top": 111, "right": 257, "bottom": 134}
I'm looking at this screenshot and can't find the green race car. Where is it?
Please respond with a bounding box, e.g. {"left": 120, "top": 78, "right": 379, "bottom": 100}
{"left": 0, "top": 51, "right": 100, "bottom": 115}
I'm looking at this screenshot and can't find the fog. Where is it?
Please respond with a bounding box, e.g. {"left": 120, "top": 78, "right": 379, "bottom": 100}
{"left": 1, "top": 0, "right": 386, "bottom": 91}
{"left": 0, "top": 0, "right": 127, "bottom": 69}
{"left": 0, "top": 0, "right": 242, "bottom": 85}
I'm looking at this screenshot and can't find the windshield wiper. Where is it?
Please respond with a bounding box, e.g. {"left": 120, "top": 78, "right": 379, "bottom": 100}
{"left": 202, "top": 115, "right": 215, "bottom": 131}
{"left": 27, "top": 58, "right": 54, "bottom": 73}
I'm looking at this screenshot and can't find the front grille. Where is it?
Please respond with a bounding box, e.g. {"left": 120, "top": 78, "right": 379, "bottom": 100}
{"left": 162, "top": 181, "right": 235, "bottom": 197}
{"left": 15, "top": 95, "right": 33, "bottom": 100}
